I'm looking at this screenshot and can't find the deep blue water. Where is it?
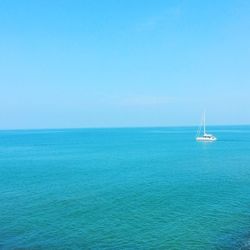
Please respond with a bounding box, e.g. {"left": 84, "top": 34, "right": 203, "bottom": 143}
{"left": 1, "top": 126, "right": 250, "bottom": 249}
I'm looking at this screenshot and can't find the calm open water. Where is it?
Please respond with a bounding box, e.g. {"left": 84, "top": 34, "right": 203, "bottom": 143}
{"left": 1, "top": 126, "right": 250, "bottom": 249}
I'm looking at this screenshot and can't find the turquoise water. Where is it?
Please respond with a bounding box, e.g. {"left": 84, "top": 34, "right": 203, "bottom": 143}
{"left": 1, "top": 126, "right": 250, "bottom": 249}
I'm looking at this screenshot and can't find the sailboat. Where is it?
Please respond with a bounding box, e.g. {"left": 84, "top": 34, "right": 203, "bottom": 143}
{"left": 196, "top": 112, "right": 217, "bottom": 141}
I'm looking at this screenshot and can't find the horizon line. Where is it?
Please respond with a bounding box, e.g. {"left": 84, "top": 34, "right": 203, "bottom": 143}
{"left": 0, "top": 123, "right": 250, "bottom": 132}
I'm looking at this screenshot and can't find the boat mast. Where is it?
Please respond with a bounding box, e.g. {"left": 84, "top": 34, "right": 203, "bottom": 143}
{"left": 203, "top": 111, "right": 206, "bottom": 135}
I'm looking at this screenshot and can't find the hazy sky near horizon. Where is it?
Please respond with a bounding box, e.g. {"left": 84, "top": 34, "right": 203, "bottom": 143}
{"left": 0, "top": 0, "right": 250, "bottom": 129}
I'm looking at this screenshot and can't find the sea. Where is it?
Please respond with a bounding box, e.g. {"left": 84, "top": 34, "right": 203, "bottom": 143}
{"left": 1, "top": 126, "right": 250, "bottom": 249}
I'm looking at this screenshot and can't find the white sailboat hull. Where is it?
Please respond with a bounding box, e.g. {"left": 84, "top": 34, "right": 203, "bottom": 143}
{"left": 196, "top": 136, "right": 217, "bottom": 142}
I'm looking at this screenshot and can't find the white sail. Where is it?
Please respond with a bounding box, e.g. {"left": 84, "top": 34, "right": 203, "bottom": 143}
{"left": 203, "top": 111, "right": 206, "bottom": 135}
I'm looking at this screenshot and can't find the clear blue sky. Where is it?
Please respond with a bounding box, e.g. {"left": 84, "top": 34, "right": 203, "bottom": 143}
{"left": 0, "top": 0, "right": 250, "bottom": 129}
